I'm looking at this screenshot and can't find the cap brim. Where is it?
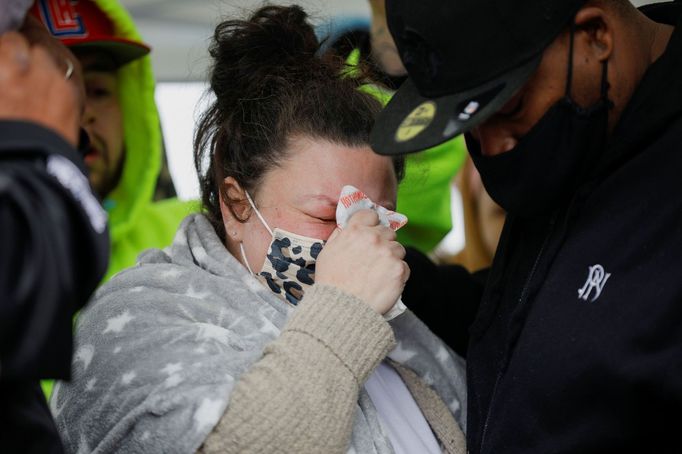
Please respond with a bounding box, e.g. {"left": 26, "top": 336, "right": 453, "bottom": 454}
{"left": 371, "top": 55, "right": 541, "bottom": 156}
{"left": 66, "top": 38, "right": 150, "bottom": 67}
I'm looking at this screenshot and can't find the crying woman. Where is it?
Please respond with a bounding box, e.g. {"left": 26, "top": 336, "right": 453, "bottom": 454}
{"left": 49, "top": 5, "right": 467, "bottom": 454}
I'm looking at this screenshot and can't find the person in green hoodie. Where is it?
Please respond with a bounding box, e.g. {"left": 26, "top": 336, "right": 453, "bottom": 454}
{"left": 328, "top": 0, "right": 468, "bottom": 254}
{"left": 366, "top": 0, "right": 468, "bottom": 254}
{"left": 32, "top": 0, "right": 196, "bottom": 283}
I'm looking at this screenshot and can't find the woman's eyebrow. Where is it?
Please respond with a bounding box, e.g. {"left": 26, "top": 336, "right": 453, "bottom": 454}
{"left": 301, "top": 194, "right": 338, "bottom": 206}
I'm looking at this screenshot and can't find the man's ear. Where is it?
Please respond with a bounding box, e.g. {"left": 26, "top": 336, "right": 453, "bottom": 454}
{"left": 575, "top": 6, "right": 614, "bottom": 62}
{"left": 219, "top": 176, "right": 251, "bottom": 242}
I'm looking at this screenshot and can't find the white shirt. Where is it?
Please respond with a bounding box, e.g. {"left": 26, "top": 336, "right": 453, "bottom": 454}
{"left": 364, "top": 361, "right": 442, "bottom": 454}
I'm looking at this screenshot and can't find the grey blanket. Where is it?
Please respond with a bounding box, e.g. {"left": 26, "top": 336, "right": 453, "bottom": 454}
{"left": 51, "top": 214, "right": 466, "bottom": 453}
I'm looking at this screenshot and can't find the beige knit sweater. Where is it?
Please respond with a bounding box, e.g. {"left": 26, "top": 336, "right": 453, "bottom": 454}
{"left": 198, "top": 285, "right": 466, "bottom": 454}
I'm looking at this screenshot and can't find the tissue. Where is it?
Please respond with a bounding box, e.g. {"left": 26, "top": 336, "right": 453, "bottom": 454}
{"left": 335, "top": 185, "right": 408, "bottom": 321}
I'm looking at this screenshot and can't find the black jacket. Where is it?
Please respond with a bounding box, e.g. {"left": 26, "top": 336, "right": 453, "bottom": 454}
{"left": 0, "top": 121, "right": 109, "bottom": 453}
{"left": 404, "top": 5, "right": 682, "bottom": 453}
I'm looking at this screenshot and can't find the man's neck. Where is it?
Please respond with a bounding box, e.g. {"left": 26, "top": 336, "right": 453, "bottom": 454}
{"left": 643, "top": 17, "right": 674, "bottom": 64}
{"left": 608, "top": 14, "right": 676, "bottom": 135}
{"left": 650, "top": 24, "right": 674, "bottom": 63}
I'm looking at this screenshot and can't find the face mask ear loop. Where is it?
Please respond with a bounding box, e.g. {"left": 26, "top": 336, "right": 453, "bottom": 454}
{"left": 565, "top": 21, "right": 576, "bottom": 99}
{"left": 239, "top": 242, "right": 255, "bottom": 275}
{"left": 600, "top": 59, "right": 614, "bottom": 109}
{"left": 244, "top": 191, "right": 274, "bottom": 236}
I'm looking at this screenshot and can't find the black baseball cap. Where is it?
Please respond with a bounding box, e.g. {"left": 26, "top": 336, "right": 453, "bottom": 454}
{"left": 371, "top": 0, "right": 588, "bottom": 155}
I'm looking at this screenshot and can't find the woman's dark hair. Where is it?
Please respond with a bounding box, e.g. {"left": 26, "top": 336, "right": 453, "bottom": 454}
{"left": 194, "top": 5, "right": 404, "bottom": 241}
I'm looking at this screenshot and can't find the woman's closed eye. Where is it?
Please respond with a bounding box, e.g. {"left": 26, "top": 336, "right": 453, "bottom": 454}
{"left": 301, "top": 204, "right": 337, "bottom": 224}
{"left": 309, "top": 214, "right": 336, "bottom": 223}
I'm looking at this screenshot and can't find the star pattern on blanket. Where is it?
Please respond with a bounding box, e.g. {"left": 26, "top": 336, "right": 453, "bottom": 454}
{"left": 85, "top": 378, "right": 97, "bottom": 392}
{"left": 388, "top": 341, "right": 418, "bottom": 363}
{"left": 161, "top": 363, "right": 183, "bottom": 375}
{"left": 193, "top": 398, "right": 223, "bottom": 433}
{"left": 185, "top": 284, "right": 212, "bottom": 300}
{"left": 103, "top": 310, "right": 134, "bottom": 334}
{"left": 74, "top": 344, "right": 95, "bottom": 371}
{"left": 121, "top": 371, "right": 137, "bottom": 385}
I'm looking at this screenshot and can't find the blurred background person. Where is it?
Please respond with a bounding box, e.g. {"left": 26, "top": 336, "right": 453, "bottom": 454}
{"left": 326, "top": 0, "right": 468, "bottom": 256}
{"left": 0, "top": 7, "right": 109, "bottom": 453}
{"left": 31, "top": 0, "right": 196, "bottom": 284}
{"left": 328, "top": 0, "right": 507, "bottom": 271}
{"left": 450, "top": 158, "right": 505, "bottom": 272}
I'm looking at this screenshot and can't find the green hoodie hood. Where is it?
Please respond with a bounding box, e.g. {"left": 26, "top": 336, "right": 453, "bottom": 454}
{"left": 94, "top": 0, "right": 160, "bottom": 238}
{"left": 91, "top": 0, "right": 196, "bottom": 280}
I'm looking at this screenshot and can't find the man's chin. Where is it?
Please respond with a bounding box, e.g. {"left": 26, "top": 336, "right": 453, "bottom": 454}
{"left": 86, "top": 172, "right": 108, "bottom": 200}
{"left": 88, "top": 154, "right": 124, "bottom": 200}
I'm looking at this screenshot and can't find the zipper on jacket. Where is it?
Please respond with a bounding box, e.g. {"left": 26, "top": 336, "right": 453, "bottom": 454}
{"left": 478, "top": 214, "right": 558, "bottom": 452}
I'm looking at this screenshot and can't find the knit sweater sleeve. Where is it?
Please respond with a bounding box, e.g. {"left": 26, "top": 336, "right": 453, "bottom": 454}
{"left": 198, "top": 284, "right": 396, "bottom": 454}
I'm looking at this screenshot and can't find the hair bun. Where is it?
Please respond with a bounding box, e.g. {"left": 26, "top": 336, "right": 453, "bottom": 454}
{"left": 209, "top": 5, "right": 324, "bottom": 104}
{"left": 249, "top": 5, "right": 319, "bottom": 62}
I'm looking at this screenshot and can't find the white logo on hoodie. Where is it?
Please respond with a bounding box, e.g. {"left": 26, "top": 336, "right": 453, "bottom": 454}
{"left": 578, "top": 264, "right": 611, "bottom": 302}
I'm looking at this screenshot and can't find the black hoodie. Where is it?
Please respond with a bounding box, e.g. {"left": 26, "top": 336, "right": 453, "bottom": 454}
{"left": 404, "top": 4, "right": 682, "bottom": 453}
{"left": 0, "top": 121, "right": 109, "bottom": 453}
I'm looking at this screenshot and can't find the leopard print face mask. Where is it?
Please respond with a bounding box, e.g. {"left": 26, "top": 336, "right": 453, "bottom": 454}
{"left": 240, "top": 192, "right": 325, "bottom": 306}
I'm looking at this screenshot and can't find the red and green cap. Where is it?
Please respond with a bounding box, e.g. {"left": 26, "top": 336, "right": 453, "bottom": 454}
{"left": 30, "top": 0, "right": 150, "bottom": 67}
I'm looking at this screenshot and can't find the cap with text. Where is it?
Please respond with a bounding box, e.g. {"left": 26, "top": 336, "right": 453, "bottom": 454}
{"left": 30, "top": 0, "right": 150, "bottom": 67}
{"left": 370, "top": 0, "right": 588, "bottom": 155}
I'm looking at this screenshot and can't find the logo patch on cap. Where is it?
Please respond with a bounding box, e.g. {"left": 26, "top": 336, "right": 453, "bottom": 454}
{"left": 37, "top": 0, "right": 86, "bottom": 38}
{"left": 458, "top": 101, "right": 480, "bottom": 121}
{"left": 395, "top": 101, "right": 436, "bottom": 143}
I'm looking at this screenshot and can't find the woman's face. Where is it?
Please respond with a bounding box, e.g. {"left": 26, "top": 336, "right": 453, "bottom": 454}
{"left": 223, "top": 135, "right": 398, "bottom": 272}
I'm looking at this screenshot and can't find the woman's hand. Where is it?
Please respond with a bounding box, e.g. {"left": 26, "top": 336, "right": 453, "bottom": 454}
{"left": 315, "top": 209, "right": 410, "bottom": 314}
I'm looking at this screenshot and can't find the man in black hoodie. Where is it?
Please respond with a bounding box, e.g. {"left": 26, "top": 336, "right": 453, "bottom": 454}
{"left": 371, "top": 0, "right": 681, "bottom": 452}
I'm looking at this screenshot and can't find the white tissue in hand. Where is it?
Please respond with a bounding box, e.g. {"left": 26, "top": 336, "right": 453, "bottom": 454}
{"left": 335, "top": 185, "right": 408, "bottom": 321}
{"left": 336, "top": 185, "right": 408, "bottom": 229}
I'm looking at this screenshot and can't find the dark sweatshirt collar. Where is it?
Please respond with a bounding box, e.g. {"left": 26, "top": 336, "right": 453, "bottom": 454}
{"left": 601, "top": 3, "right": 682, "bottom": 173}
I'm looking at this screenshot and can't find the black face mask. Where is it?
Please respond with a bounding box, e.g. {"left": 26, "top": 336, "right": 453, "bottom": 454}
{"left": 467, "top": 27, "right": 613, "bottom": 217}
